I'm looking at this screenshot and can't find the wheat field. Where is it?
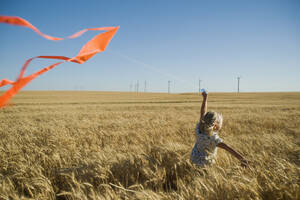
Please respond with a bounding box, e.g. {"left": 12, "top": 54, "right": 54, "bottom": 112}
{"left": 0, "top": 91, "right": 299, "bottom": 199}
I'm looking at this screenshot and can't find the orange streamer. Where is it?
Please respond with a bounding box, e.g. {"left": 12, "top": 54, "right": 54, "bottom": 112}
{"left": 0, "top": 16, "right": 119, "bottom": 108}
{"left": 0, "top": 16, "right": 117, "bottom": 40}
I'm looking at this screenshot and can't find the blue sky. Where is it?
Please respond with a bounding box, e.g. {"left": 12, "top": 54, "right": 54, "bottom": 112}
{"left": 0, "top": 0, "right": 299, "bottom": 92}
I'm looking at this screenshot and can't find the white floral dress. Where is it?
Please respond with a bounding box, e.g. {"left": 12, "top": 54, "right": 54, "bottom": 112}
{"left": 190, "top": 123, "right": 223, "bottom": 167}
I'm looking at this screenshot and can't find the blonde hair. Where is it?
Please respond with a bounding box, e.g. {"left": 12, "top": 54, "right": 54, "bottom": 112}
{"left": 199, "top": 111, "right": 223, "bottom": 135}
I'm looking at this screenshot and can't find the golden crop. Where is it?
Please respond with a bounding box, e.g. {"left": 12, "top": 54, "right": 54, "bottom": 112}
{"left": 0, "top": 91, "right": 299, "bottom": 199}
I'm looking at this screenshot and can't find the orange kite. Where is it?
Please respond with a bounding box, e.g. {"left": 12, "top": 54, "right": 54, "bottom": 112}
{"left": 0, "top": 16, "right": 119, "bottom": 108}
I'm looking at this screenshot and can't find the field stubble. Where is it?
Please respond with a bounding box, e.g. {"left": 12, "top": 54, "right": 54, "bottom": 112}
{"left": 0, "top": 91, "right": 299, "bottom": 199}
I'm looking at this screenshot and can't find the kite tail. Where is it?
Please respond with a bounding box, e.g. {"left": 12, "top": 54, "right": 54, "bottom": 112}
{"left": 0, "top": 16, "right": 119, "bottom": 108}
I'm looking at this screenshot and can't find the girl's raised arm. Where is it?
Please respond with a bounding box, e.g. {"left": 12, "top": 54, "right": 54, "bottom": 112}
{"left": 200, "top": 91, "right": 208, "bottom": 121}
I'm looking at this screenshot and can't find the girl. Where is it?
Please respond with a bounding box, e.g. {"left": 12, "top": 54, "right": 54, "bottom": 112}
{"left": 190, "top": 90, "right": 248, "bottom": 167}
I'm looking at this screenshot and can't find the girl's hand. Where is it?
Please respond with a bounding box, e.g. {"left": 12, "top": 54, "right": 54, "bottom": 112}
{"left": 241, "top": 159, "right": 248, "bottom": 168}
{"left": 201, "top": 89, "right": 208, "bottom": 99}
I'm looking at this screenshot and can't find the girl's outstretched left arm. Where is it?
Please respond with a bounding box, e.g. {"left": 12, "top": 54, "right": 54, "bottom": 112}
{"left": 217, "top": 142, "right": 248, "bottom": 167}
{"left": 200, "top": 91, "right": 208, "bottom": 121}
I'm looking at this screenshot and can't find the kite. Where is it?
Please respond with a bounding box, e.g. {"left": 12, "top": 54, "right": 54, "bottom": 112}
{"left": 0, "top": 16, "right": 119, "bottom": 108}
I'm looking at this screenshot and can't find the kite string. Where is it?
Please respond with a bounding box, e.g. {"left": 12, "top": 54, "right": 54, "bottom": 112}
{"left": 109, "top": 51, "right": 195, "bottom": 89}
